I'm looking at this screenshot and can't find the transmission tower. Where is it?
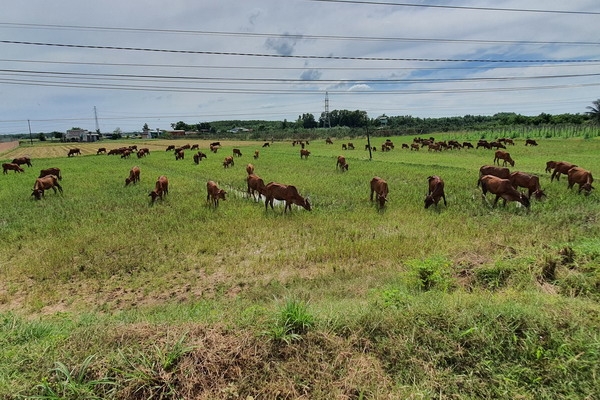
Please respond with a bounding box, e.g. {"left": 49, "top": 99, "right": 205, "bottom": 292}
{"left": 93, "top": 106, "right": 100, "bottom": 134}
{"left": 324, "top": 92, "right": 331, "bottom": 128}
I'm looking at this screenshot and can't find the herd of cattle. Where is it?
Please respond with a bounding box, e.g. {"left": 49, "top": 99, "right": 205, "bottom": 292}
{"left": 1, "top": 136, "right": 594, "bottom": 211}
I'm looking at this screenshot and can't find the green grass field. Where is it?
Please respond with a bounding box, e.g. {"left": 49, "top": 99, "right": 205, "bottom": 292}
{"left": 1, "top": 134, "right": 599, "bottom": 399}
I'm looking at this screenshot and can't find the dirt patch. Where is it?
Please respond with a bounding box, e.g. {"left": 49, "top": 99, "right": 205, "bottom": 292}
{"left": 0, "top": 141, "right": 19, "bottom": 155}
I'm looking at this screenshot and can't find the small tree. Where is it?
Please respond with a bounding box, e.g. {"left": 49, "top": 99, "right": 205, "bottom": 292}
{"left": 37, "top": 132, "right": 46, "bottom": 142}
{"left": 586, "top": 99, "right": 600, "bottom": 125}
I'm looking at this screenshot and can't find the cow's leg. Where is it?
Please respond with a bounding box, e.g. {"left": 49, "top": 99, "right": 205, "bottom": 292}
{"left": 442, "top": 193, "right": 447, "bottom": 206}
{"left": 492, "top": 195, "right": 501, "bottom": 207}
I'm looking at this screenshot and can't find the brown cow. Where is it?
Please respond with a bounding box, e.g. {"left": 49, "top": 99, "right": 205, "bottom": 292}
{"left": 253, "top": 150, "right": 259, "bottom": 159}
{"left": 12, "top": 156, "right": 32, "bottom": 167}
{"left": 149, "top": 175, "right": 169, "bottom": 203}
{"left": 567, "top": 167, "right": 594, "bottom": 195}
{"left": 246, "top": 163, "right": 255, "bottom": 175}
{"left": 347, "top": 142, "right": 355, "bottom": 150}
{"left": 206, "top": 180, "right": 227, "bottom": 207}
{"left": 545, "top": 161, "right": 556, "bottom": 173}
{"left": 67, "top": 148, "right": 81, "bottom": 157}
{"left": 166, "top": 145, "right": 175, "bottom": 151}
{"left": 509, "top": 171, "right": 545, "bottom": 200}
{"left": 550, "top": 161, "right": 577, "bottom": 182}
{"left": 175, "top": 150, "right": 184, "bottom": 160}
{"left": 2, "top": 163, "right": 24, "bottom": 174}
{"left": 193, "top": 151, "right": 207, "bottom": 164}
{"left": 402, "top": 143, "right": 409, "bottom": 149}
{"left": 31, "top": 175, "right": 63, "bottom": 200}
{"left": 223, "top": 156, "right": 234, "bottom": 168}
{"left": 480, "top": 175, "right": 530, "bottom": 208}
{"left": 247, "top": 174, "right": 267, "bottom": 201}
{"left": 326, "top": 137, "right": 333, "bottom": 145}
{"left": 370, "top": 176, "right": 389, "bottom": 208}
{"left": 210, "top": 144, "right": 219, "bottom": 153}
{"left": 96, "top": 148, "right": 107, "bottom": 155}
{"left": 478, "top": 165, "right": 510, "bottom": 186}
{"left": 233, "top": 148, "right": 243, "bottom": 157}
{"left": 190, "top": 144, "right": 199, "bottom": 150}
{"left": 125, "top": 166, "right": 141, "bottom": 186}
{"left": 39, "top": 167, "right": 62, "bottom": 180}
{"left": 525, "top": 139, "right": 538, "bottom": 146}
{"left": 121, "top": 150, "right": 132, "bottom": 159}
{"left": 264, "top": 182, "right": 311, "bottom": 212}
{"left": 410, "top": 143, "right": 420, "bottom": 151}
{"left": 262, "top": 142, "right": 270, "bottom": 147}
{"left": 107, "top": 148, "right": 122, "bottom": 155}
{"left": 424, "top": 175, "right": 447, "bottom": 209}
{"left": 462, "top": 142, "right": 474, "bottom": 149}
{"left": 494, "top": 150, "right": 515, "bottom": 167}
{"left": 336, "top": 155, "right": 348, "bottom": 171}
{"left": 300, "top": 149, "right": 310, "bottom": 159}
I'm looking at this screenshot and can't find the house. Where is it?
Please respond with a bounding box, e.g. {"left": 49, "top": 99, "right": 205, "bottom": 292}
{"left": 227, "top": 127, "right": 250, "bottom": 133}
{"left": 65, "top": 129, "right": 100, "bottom": 142}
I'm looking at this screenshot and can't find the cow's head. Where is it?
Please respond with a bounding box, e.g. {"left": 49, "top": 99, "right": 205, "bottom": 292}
{"left": 218, "top": 189, "right": 227, "bottom": 200}
{"left": 582, "top": 183, "right": 594, "bottom": 195}
{"left": 533, "top": 189, "right": 547, "bottom": 200}
{"left": 520, "top": 193, "right": 531, "bottom": 208}
{"left": 424, "top": 195, "right": 435, "bottom": 209}
{"left": 31, "top": 189, "right": 43, "bottom": 200}
{"left": 301, "top": 196, "right": 312, "bottom": 211}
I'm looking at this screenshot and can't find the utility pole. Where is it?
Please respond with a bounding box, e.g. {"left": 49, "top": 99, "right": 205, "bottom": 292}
{"left": 94, "top": 106, "right": 100, "bottom": 134}
{"left": 324, "top": 92, "right": 331, "bottom": 128}
{"left": 27, "top": 119, "right": 33, "bottom": 145}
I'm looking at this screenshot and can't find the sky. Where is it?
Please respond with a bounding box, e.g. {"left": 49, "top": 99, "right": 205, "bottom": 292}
{"left": 1, "top": 0, "right": 599, "bottom": 134}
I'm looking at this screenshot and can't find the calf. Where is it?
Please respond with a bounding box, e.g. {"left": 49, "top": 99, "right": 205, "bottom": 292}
{"left": 264, "top": 182, "right": 311, "bottom": 212}
{"left": 336, "top": 155, "right": 348, "bottom": 171}
{"left": 253, "top": 150, "right": 259, "bottom": 159}
{"left": 125, "top": 166, "right": 141, "bottom": 186}
{"left": 424, "top": 175, "right": 447, "bottom": 208}
{"left": 2, "top": 163, "right": 24, "bottom": 174}
{"left": 223, "top": 156, "right": 234, "bottom": 168}
{"left": 300, "top": 149, "right": 311, "bottom": 159}
{"left": 149, "top": 175, "right": 169, "bottom": 203}
{"left": 510, "top": 171, "right": 545, "bottom": 200}
{"left": 550, "top": 161, "right": 577, "bottom": 182}
{"left": 246, "top": 163, "right": 255, "bottom": 175}
{"left": 567, "top": 167, "right": 594, "bottom": 195}
{"left": 233, "top": 148, "right": 243, "bottom": 157}
{"left": 247, "top": 174, "right": 267, "bottom": 200}
{"left": 370, "top": 176, "right": 389, "bottom": 208}
{"left": 12, "top": 156, "right": 32, "bottom": 167}
{"left": 480, "top": 175, "right": 530, "bottom": 208}
{"left": 478, "top": 165, "right": 510, "bottom": 186}
{"left": 39, "top": 167, "right": 62, "bottom": 180}
{"left": 494, "top": 150, "right": 515, "bottom": 167}
{"left": 31, "top": 175, "right": 63, "bottom": 200}
{"left": 67, "top": 148, "right": 81, "bottom": 157}
{"left": 206, "top": 180, "right": 227, "bottom": 207}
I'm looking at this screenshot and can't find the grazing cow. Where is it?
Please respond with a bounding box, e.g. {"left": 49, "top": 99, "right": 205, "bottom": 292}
{"left": 264, "top": 182, "right": 311, "bottom": 213}
{"left": 545, "top": 161, "right": 557, "bottom": 173}
{"left": 370, "top": 176, "right": 389, "bottom": 208}
{"left": 175, "top": 150, "right": 185, "bottom": 160}
{"left": 39, "top": 167, "right": 62, "bottom": 180}
{"left": 477, "top": 140, "right": 491, "bottom": 150}
{"left": 342, "top": 144, "right": 347, "bottom": 150}
{"left": 2, "top": 163, "right": 24, "bottom": 174}
{"left": 107, "top": 148, "right": 121, "bottom": 155}
{"left": 525, "top": 139, "right": 538, "bottom": 146}
{"left": 193, "top": 151, "right": 207, "bottom": 164}
{"left": 67, "top": 148, "right": 81, "bottom": 157}
{"left": 96, "top": 148, "right": 107, "bottom": 155}
{"left": 149, "top": 175, "right": 169, "bottom": 203}
{"left": 206, "top": 180, "right": 227, "bottom": 207}
{"left": 490, "top": 141, "right": 506, "bottom": 149}
{"left": 137, "top": 149, "right": 147, "bottom": 158}
{"left": 402, "top": 143, "right": 409, "bottom": 149}
{"left": 480, "top": 175, "right": 530, "bottom": 208}
{"left": 505, "top": 138, "right": 515, "bottom": 145}
{"left": 550, "top": 161, "right": 577, "bottom": 182}
{"left": 223, "top": 156, "right": 234, "bottom": 168}
{"left": 347, "top": 142, "right": 355, "bottom": 150}
{"left": 262, "top": 142, "right": 270, "bottom": 148}
{"left": 233, "top": 148, "right": 243, "bottom": 157}
{"left": 424, "top": 175, "right": 447, "bottom": 209}
{"left": 336, "top": 155, "right": 348, "bottom": 171}
{"left": 246, "top": 163, "right": 255, "bottom": 175}
{"left": 300, "top": 149, "right": 311, "bottom": 159}
{"left": 166, "top": 145, "right": 175, "bottom": 151}
{"left": 509, "top": 171, "right": 545, "bottom": 200}
{"left": 410, "top": 143, "right": 420, "bottom": 151}
{"left": 463, "top": 142, "right": 474, "bottom": 149}
{"left": 210, "top": 144, "right": 219, "bottom": 153}
{"left": 567, "top": 167, "right": 594, "bottom": 195}
{"left": 428, "top": 143, "right": 442, "bottom": 152}
{"left": 253, "top": 150, "right": 260, "bottom": 160}
{"left": 494, "top": 150, "right": 515, "bottom": 167}
{"left": 247, "top": 174, "right": 267, "bottom": 200}
{"left": 31, "top": 175, "right": 63, "bottom": 200}
{"left": 210, "top": 142, "right": 221, "bottom": 147}
{"left": 190, "top": 144, "right": 199, "bottom": 150}
{"left": 12, "top": 156, "right": 32, "bottom": 167}
{"left": 121, "top": 150, "right": 132, "bottom": 159}
{"left": 125, "top": 166, "right": 141, "bottom": 186}
{"left": 326, "top": 138, "right": 333, "bottom": 145}
{"left": 478, "top": 165, "right": 511, "bottom": 186}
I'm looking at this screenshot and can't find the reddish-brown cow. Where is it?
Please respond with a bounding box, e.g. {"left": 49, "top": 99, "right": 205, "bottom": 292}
{"left": 478, "top": 165, "right": 510, "bottom": 186}
{"left": 545, "top": 161, "right": 556, "bottom": 173}
{"left": 480, "top": 175, "right": 530, "bottom": 208}
{"left": 31, "top": 175, "right": 63, "bottom": 200}
{"left": 247, "top": 174, "right": 267, "bottom": 201}
{"left": 125, "top": 166, "right": 141, "bottom": 186}
{"left": 67, "top": 148, "right": 81, "bottom": 157}
{"left": 550, "top": 161, "right": 577, "bottom": 182}
{"left": 509, "top": 171, "right": 545, "bottom": 200}
{"left": 39, "top": 167, "right": 62, "bottom": 180}
{"left": 223, "top": 156, "right": 234, "bottom": 168}
{"left": 2, "top": 163, "right": 24, "bottom": 174}
{"left": 300, "top": 149, "right": 311, "bottom": 159}
{"left": 193, "top": 151, "right": 207, "bottom": 164}
{"left": 233, "top": 148, "right": 243, "bottom": 157}
{"left": 206, "top": 180, "right": 227, "bottom": 207}
{"left": 149, "top": 176, "right": 169, "bottom": 203}
{"left": 96, "top": 148, "right": 106, "bottom": 155}
{"left": 175, "top": 150, "right": 184, "bottom": 160}
{"left": 336, "top": 155, "right": 348, "bottom": 171}
{"left": 264, "top": 182, "right": 311, "bottom": 212}
{"left": 424, "top": 175, "right": 447, "bottom": 209}
{"left": 12, "top": 156, "right": 32, "bottom": 167}
{"left": 246, "top": 163, "right": 255, "bottom": 175}
{"left": 494, "top": 150, "right": 515, "bottom": 167}
{"left": 370, "top": 176, "right": 389, "bottom": 208}
{"left": 253, "top": 150, "right": 259, "bottom": 159}
{"left": 567, "top": 167, "right": 594, "bottom": 195}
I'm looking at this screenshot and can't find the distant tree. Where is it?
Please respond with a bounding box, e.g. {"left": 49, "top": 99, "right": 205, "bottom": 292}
{"left": 282, "top": 119, "right": 288, "bottom": 129}
{"left": 298, "top": 113, "right": 318, "bottom": 129}
{"left": 37, "top": 132, "right": 46, "bottom": 141}
{"left": 586, "top": 99, "right": 600, "bottom": 125}
{"left": 53, "top": 131, "right": 63, "bottom": 140}
{"left": 143, "top": 123, "right": 149, "bottom": 131}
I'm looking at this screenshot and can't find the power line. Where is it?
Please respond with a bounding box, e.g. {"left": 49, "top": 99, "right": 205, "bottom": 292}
{"left": 306, "top": 0, "right": 600, "bottom": 15}
{"left": 2, "top": 40, "right": 599, "bottom": 63}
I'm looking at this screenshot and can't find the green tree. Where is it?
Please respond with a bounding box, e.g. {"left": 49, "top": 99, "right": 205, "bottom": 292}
{"left": 37, "top": 132, "right": 46, "bottom": 141}
{"left": 52, "top": 131, "right": 64, "bottom": 141}
{"left": 586, "top": 99, "right": 600, "bottom": 125}
{"left": 143, "top": 123, "right": 149, "bottom": 131}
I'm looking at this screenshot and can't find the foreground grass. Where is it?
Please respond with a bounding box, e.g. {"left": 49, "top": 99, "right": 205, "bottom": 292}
{"left": 1, "top": 134, "right": 599, "bottom": 398}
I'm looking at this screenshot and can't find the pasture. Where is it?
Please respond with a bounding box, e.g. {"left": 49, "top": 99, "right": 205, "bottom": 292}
{"left": 1, "top": 135, "right": 599, "bottom": 399}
